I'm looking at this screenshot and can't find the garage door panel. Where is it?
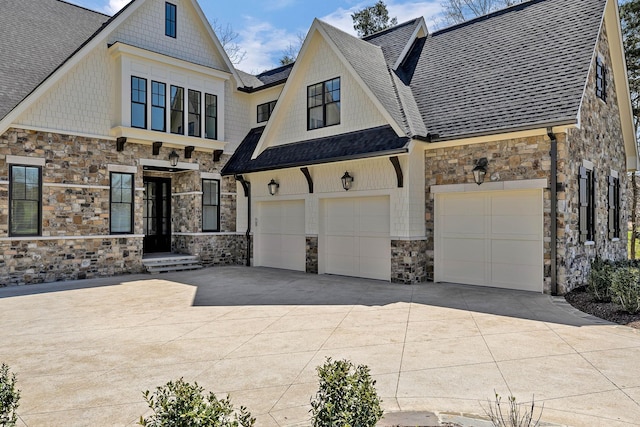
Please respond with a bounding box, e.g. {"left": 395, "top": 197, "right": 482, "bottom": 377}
{"left": 436, "top": 190, "right": 543, "bottom": 292}
{"left": 257, "top": 200, "right": 305, "bottom": 272}
{"left": 491, "top": 215, "right": 541, "bottom": 236}
{"left": 359, "top": 257, "right": 391, "bottom": 280}
{"left": 359, "top": 237, "right": 389, "bottom": 258}
{"left": 492, "top": 193, "right": 541, "bottom": 215}
{"left": 441, "top": 215, "right": 487, "bottom": 235}
{"left": 442, "top": 238, "right": 486, "bottom": 262}
{"left": 491, "top": 240, "right": 543, "bottom": 266}
{"left": 323, "top": 197, "right": 390, "bottom": 281}
{"left": 442, "top": 261, "right": 488, "bottom": 285}
{"left": 491, "top": 263, "right": 541, "bottom": 291}
{"left": 442, "top": 194, "right": 486, "bottom": 215}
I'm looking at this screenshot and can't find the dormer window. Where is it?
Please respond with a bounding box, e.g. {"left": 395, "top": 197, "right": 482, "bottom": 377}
{"left": 307, "top": 77, "right": 340, "bottom": 130}
{"left": 596, "top": 56, "right": 606, "bottom": 102}
{"left": 165, "top": 2, "right": 177, "bottom": 38}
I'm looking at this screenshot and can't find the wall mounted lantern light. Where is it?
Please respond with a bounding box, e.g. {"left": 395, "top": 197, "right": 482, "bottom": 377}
{"left": 341, "top": 171, "right": 354, "bottom": 191}
{"left": 267, "top": 179, "right": 280, "bottom": 196}
{"left": 472, "top": 157, "right": 489, "bottom": 185}
{"left": 169, "top": 150, "right": 179, "bottom": 167}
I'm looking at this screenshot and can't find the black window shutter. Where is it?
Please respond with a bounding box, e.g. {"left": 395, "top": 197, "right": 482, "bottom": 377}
{"left": 579, "top": 166, "right": 588, "bottom": 242}
{"left": 589, "top": 169, "right": 596, "bottom": 241}
{"left": 608, "top": 175, "right": 616, "bottom": 239}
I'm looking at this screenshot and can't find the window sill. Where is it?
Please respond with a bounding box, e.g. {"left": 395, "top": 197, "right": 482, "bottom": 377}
{"left": 612, "top": 238, "right": 620, "bottom": 242}
{"left": 584, "top": 241, "right": 595, "bottom": 246}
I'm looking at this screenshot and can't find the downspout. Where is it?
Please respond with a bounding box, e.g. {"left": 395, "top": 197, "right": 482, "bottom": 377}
{"left": 547, "top": 127, "right": 558, "bottom": 296}
{"left": 234, "top": 174, "right": 251, "bottom": 267}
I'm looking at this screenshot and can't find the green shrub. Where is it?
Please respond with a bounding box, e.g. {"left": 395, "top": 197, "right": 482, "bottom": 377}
{"left": 610, "top": 266, "right": 640, "bottom": 314}
{"left": 310, "top": 358, "right": 383, "bottom": 427}
{"left": 0, "top": 363, "right": 20, "bottom": 427}
{"left": 139, "top": 378, "right": 255, "bottom": 427}
{"left": 587, "top": 258, "right": 614, "bottom": 302}
{"left": 483, "top": 392, "right": 543, "bottom": 427}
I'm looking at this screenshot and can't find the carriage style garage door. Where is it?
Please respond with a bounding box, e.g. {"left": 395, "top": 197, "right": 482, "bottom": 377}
{"left": 434, "top": 189, "right": 543, "bottom": 292}
{"left": 322, "top": 196, "right": 390, "bottom": 281}
{"left": 256, "top": 200, "right": 306, "bottom": 271}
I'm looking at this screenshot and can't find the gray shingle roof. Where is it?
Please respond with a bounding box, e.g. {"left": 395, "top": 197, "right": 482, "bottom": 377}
{"left": 364, "top": 18, "right": 422, "bottom": 68}
{"left": 405, "top": 0, "right": 605, "bottom": 139}
{"left": 221, "top": 125, "right": 409, "bottom": 175}
{"left": 0, "top": 0, "right": 109, "bottom": 120}
{"left": 236, "top": 64, "right": 294, "bottom": 92}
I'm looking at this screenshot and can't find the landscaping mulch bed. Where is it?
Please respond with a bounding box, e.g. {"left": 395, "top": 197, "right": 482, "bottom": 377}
{"left": 564, "top": 285, "right": 640, "bottom": 329}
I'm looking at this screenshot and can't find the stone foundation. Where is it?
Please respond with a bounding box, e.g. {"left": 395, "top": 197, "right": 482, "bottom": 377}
{"left": 173, "top": 234, "right": 247, "bottom": 266}
{"left": 391, "top": 239, "right": 427, "bottom": 284}
{"left": 306, "top": 236, "right": 318, "bottom": 274}
{"left": 0, "top": 237, "right": 144, "bottom": 286}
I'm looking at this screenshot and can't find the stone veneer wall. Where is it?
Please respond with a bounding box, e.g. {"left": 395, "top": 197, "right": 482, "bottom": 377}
{"left": 306, "top": 236, "right": 318, "bottom": 274}
{"left": 173, "top": 234, "right": 248, "bottom": 266}
{"left": 0, "top": 128, "right": 242, "bottom": 285}
{"left": 424, "top": 135, "right": 553, "bottom": 290}
{"left": 559, "top": 21, "right": 628, "bottom": 293}
{"left": 391, "top": 239, "right": 427, "bottom": 284}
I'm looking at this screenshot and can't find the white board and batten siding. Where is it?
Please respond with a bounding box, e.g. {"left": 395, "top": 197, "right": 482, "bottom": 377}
{"left": 434, "top": 188, "right": 544, "bottom": 292}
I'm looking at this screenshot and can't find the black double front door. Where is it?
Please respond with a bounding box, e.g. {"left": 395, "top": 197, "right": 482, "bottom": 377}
{"left": 144, "top": 177, "right": 171, "bottom": 253}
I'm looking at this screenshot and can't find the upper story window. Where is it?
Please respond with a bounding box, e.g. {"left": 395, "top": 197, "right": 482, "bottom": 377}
{"left": 205, "top": 94, "right": 217, "bottom": 140}
{"left": 307, "top": 77, "right": 340, "bottom": 130}
{"left": 596, "top": 56, "right": 607, "bottom": 102}
{"left": 151, "top": 81, "right": 166, "bottom": 132}
{"left": 188, "top": 90, "right": 201, "bottom": 137}
{"left": 202, "top": 179, "right": 220, "bottom": 232}
{"left": 9, "top": 165, "right": 42, "bottom": 237}
{"left": 579, "top": 164, "right": 596, "bottom": 243}
{"left": 170, "top": 85, "right": 184, "bottom": 134}
{"left": 165, "top": 2, "right": 177, "bottom": 38}
{"left": 257, "top": 100, "right": 276, "bottom": 123}
{"left": 131, "top": 76, "right": 147, "bottom": 129}
{"left": 110, "top": 172, "right": 134, "bottom": 234}
{"left": 608, "top": 173, "right": 620, "bottom": 239}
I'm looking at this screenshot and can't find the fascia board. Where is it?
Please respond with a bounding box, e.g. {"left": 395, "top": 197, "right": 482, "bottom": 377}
{"left": 605, "top": 0, "right": 639, "bottom": 170}
{"left": 392, "top": 18, "right": 428, "bottom": 70}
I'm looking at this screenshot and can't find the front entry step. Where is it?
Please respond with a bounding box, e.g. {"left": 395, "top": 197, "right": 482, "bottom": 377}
{"left": 142, "top": 255, "right": 203, "bottom": 274}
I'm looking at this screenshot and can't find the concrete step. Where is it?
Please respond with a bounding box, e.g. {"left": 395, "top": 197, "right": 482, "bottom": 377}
{"left": 142, "top": 255, "right": 203, "bottom": 274}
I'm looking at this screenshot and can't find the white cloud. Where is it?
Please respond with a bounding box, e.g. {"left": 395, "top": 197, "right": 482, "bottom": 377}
{"left": 321, "top": 0, "right": 443, "bottom": 35}
{"left": 103, "top": 0, "right": 129, "bottom": 15}
{"left": 235, "top": 18, "right": 305, "bottom": 74}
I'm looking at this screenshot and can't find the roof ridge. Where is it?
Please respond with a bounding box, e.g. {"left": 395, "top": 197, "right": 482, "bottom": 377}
{"left": 432, "top": 0, "right": 544, "bottom": 36}
{"left": 362, "top": 17, "right": 421, "bottom": 40}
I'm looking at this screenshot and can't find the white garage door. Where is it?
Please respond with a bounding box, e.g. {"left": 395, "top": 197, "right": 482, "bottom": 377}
{"left": 322, "top": 196, "right": 390, "bottom": 281}
{"left": 256, "top": 200, "right": 305, "bottom": 271}
{"left": 435, "top": 190, "right": 543, "bottom": 292}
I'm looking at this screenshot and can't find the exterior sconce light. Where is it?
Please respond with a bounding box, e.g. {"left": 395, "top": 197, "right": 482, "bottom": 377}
{"left": 169, "top": 150, "right": 179, "bottom": 167}
{"left": 267, "top": 179, "right": 279, "bottom": 196}
{"left": 341, "top": 171, "right": 354, "bottom": 191}
{"left": 473, "top": 157, "right": 489, "bottom": 185}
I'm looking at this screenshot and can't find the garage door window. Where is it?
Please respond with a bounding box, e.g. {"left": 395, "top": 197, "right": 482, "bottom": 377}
{"left": 579, "top": 166, "right": 596, "bottom": 243}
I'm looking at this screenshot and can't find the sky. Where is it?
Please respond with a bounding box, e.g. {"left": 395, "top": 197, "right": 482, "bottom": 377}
{"left": 65, "top": 0, "right": 444, "bottom": 73}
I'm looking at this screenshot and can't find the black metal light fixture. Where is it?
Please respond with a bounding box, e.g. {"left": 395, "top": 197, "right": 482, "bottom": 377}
{"left": 341, "top": 171, "right": 354, "bottom": 191}
{"left": 267, "top": 179, "right": 279, "bottom": 196}
{"left": 169, "top": 150, "right": 179, "bottom": 167}
{"left": 472, "top": 157, "right": 488, "bottom": 185}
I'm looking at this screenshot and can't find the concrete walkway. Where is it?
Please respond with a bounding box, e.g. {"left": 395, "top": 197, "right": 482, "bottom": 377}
{"left": 1, "top": 267, "right": 640, "bottom": 426}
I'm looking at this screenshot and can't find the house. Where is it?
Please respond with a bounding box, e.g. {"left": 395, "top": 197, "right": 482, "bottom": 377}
{"left": 0, "top": 0, "right": 636, "bottom": 294}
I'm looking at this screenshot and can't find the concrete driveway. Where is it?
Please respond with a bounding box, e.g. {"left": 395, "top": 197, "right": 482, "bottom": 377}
{"left": 1, "top": 267, "right": 640, "bottom": 426}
